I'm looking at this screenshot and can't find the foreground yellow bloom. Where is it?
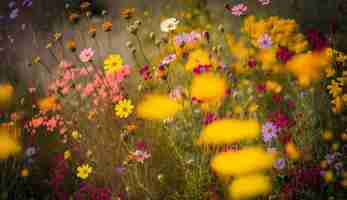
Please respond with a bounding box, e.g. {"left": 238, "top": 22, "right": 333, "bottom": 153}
{"left": 77, "top": 164, "right": 93, "bottom": 179}
{"left": 198, "top": 119, "right": 260, "bottom": 145}
{"left": 104, "top": 54, "right": 123, "bottom": 73}
{"left": 137, "top": 94, "right": 182, "bottom": 120}
{"left": 0, "top": 132, "right": 21, "bottom": 159}
{"left": 0, "top": 83, "right": 14, "bottom": 106}
{"left": 191, "top": 73, "right": 226, "bottom": 104}
{"left": 211, "top": 146, "right": 274, "bottom": 176}
{"left": 115, "top": 99, "right": 134, "bottom": 118}
{"left": 229, "top": 174, "right": 272, "bottom": 200}
{"left": 286, "top": 51, "right": 330, "bottom": 87}
{"left": 185, "top": 49, "right": 210, "bottom": 71}
{"left": 64, "top": 150, "right": 71, "bottom": 160}
{"left": 38, "top": 96, "right": 57, "bottom": 111}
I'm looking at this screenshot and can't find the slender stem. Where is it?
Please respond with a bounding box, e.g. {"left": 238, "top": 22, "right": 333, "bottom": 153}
{"left": 135, "top": 34, "right": 151, "bottom": 66}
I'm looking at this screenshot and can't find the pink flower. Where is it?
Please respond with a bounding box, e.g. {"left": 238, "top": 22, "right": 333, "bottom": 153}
{"left": 28, "top": 87, "right": 36, "bottom": 93}
{"left": 258, "top": 0, "right": 271, "bottom": 5}
{"left": 79, "top": 48, "right": 95, "bottom": 63}
{"left": 230, "top": 3, "right": 248, "bottom": 16}
{"left": 82, "top": 83, "right": 95, "bottom": 97}
{"left": 32, "top": 117, "right": 44, "bottom": 128}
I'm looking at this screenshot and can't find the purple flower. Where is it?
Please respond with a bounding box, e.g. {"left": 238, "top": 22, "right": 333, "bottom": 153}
{"left": 8, "top": 1, "right": 16, "bottom": 8}
{"left": 262, "top": 121, "right": 278, "bottom": 142}
{"left": 9, "top": 8, "right": 19, "bottom": 19}
{"left": 325, "top": 153, "right": 335, "bottom": 164}
{"left": 273, "top": 158, "right": 286, "bottom": 170}
{"left": 22, "top": 0, "right": 33, "bottom": 7}
{"left": 258, "top": 34, "right": 272, "bottom": 49}
{"left": 161, "top": 54, "right": 176, "bottom": 65}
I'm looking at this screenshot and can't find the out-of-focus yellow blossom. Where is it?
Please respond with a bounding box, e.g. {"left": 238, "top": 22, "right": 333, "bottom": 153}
{"left": 71, "top": 130, "right": 82, "bottom": 140}
{"left": 327, "top": 80, "right": 343, "bottom": 97}
{"left": 341, "top": 132, "right": 347, "bottom": 141}
{"left": 257, "top": 49, "right": 277, "bottom": 71}
{"left": 64, "top": 150, "right": 71, "bottom": 160}
{"left": 285, "top": 142, "right": 300, "bottom": 160}
{"left": 341, "top": 179, "right": 347, "bottom": 188}
{"left": 331, "top": 143, "right": 340, "bottom": 151}
{"left": 191, "top": 73, "right": 226, "bottom": 105}
{"left": 325, "top": 67, "right": 336, "bottom": 78}
{"left": 286, "top": 51, "right": 330, "bottom": 87}
{"left": 104, "top": 54, "right": 123, "bottom": 73}
{"left": 324, "top": 170, "right": 334, "bottom": 183}
{"left": 0, "top": 83, "right": 14, "bottom": 107}
{"left": 211, "top": 146, "right": 274, "bottom": 176}
{"left": 265, "top": 81, "right": 282, "bottom": 93}
{"left": 248, "top": 102, "right": 259, "bottom": 113}
{"left": 38, "top": 96, "right": 57, "bottom": 111}
{"left": 20, "top": 168, "right": 29, "bottom": 177}
{"left": 322, "top": 130, "right": 334, "bottom": 141}
{"left": 185, "top": 49, "right": 210, "bottom": 71}
{"left": 226, "top": 34, "right": 255, "bottom": 61}
{"left": 0, "top": 130, "right": 21, "bottom": 159}
{"left": 77, "top": 164, "right": 93, "bottom": 179}
{"left": 332, "top": 96, "right": 342, "bottom": 113}
{"left": 320, "top": 160, "right": 328, "bottom": 169}
{"left": 229, "top": 174, "right": 272, "bottom": 200}
{"left": 233, "top": 105, "right": 243, "bottom": 115}
{"left": 137, "top": 94, "right": 182, "bottom": 120}
{"left": 198, "top": 119, "right": 260, "bottom": 145}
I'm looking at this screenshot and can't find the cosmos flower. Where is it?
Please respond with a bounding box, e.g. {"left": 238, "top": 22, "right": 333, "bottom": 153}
{"left": 229, "top": 3, "right": 248, "bottom": 16}
{"left": 261, "top": 122, "right": 278, "bottom": 143}
{"left": 161, "top": 54, "right": 177, "bottom": 65}
{"left": 258, "top": 34, "right": 272, "bottom": 49}
{"left": 273, "top": 158, "right": 286, "bottom": 170}
{"left": 258, "top": 0, "right": 271, "bottom": 5}
{"left": 9, "top": 8, "right": 19, "bottom": 19}
{"left": 79, "top": 48, "right": 95, "bottom": 63}
{"left": 160, "top": 18, "right": 179, "bottom": 32}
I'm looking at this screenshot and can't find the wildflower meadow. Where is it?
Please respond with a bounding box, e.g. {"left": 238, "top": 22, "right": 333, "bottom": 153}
{"left": 1, "top": 0, "right": 347, "bottom": 199}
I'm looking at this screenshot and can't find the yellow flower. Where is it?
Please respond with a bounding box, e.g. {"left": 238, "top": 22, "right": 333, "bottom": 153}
{"left": 71, "top": 130, "right": 81, "bottom": 140}
{"left": 77, "top": 164, "right": 93, "bottom": 179}
{"left": 0, "top": 132, "right": 21, "bottom": 159}
{"left": 265, "top": 81, "right": 282, "bottom": 93}
{"left": 257, "top": 49, "right": 277, "bottom": 71}
{"left": 248, "top": 102, "right": 259, "bottom": 113}
{"left": 211, "top": 146, "right": 274, "bottom": 176}
{"left": 115, "top": 99, "right": 134, "bottom": 118}
{"left": 322, "top": 130, "right": 334, "bottom": 141}
{"left": 324, "top": 170, "right": 334, "bottom": 183}
{"left": 0, "top": 83, "right": 14, "bottom": 106}
{"left": 136, "top": 94, "right": 182, "bottom": 120}
{"left": 327, "top": 80, "right": 342, "bottom": 97}
{"left": 198, "top": 119, "right": 260, "bottom": 145}
{"left": 185, "top": 49, "right": 210, "bottom": 71}
{"left": 226, "top": 34, "right": 255, "bottom": 61}
{"left": 21, "top": 168, "right": 29, "bottom": 177}
{"left": 64, "top": 150, "right": 71, "bottom": 160}
{"left": 38, "top": 96, "right": 57, "bottom": 111}
{"left": 332, "top": 96, "right": 342, "bottom": 113}
{"left": 325, "top": 67, "right": 336, "bottom": 78}
{"left": 285, "top": 142, "right": 300, "bottom": 160}
{"left": 286, "top": 51, "right": 330, "bottom": 87}
{"left": 229, "top": 174, "right": 272, "bottom": 200}
{"left": 191, "top": 73, "right": 226, "bottom": 104}
{"left": 104, "top": 54, "right": 123, "bottom": 73}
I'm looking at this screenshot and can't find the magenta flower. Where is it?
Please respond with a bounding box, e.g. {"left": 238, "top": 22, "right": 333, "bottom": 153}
{"left": 227, "top": 3, "right": 248, "bottom": 16}
{"left": 276, "top": 47, "right": 293, "bottom": 63}
{"left": 79, "top": 48, "right": 95, "bottom": 62}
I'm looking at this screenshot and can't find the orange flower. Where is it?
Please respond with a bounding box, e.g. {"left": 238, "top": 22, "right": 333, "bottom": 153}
{"left": 102, "top": 21, "right": 113, "bottom": 32}
{"left": 120, "top": 8, "right": 135, "bottom": 19}
{"left": 67, "top": 40, "right": 77, "bottom": 51}
{"left": 68, "top": 13, "right": 80, "bottom": 23}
